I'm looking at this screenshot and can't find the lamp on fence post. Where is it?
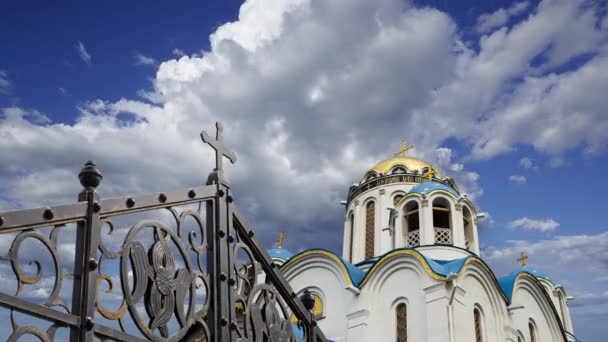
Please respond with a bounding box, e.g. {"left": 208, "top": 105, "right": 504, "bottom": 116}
{"left": 300, "top": 289, "right": 315, "bottom": 312}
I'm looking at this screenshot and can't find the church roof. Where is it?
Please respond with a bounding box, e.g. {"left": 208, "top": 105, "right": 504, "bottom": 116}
{"left": 497, "top": 268, "right": 552, "bottom": 302}
{"left": 283, "top": 248, "right": 556, "bottom": 306}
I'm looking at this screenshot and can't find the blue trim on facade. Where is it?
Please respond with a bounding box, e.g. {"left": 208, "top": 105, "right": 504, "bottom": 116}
{"left": 409, "top": 181, "right": 460, "bottom": 197}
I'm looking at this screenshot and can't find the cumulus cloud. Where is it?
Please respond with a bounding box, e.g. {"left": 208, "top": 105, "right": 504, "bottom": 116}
{"left": 134, "top": 53, "right": 157, "bottom": 66}
{"left": 0, "top": 0, "right": 607, "bottom": 253}
{"left": 508, "top": 175, "right": 527, "bottom": 185}
{"left": 508, "top": 217, "right": 560, "bottom": 232}
{"left": 483, "top": 231, "right": 608, "bottom": 335}
{"left": 0, "top": 70, "right": 11, "bottom": 94}
{"left": 476, "top": 1, "right": 530, "bottom": 34}
{"left": 76, "top": 41, "right": 92, "bottom": 65}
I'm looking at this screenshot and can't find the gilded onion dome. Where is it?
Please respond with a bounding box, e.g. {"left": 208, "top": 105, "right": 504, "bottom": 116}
{"left": 367, "top": 156, "right": 443, "bottom": 178}
{"left": 348, "top": 140, "right": 460, "bottom": 203}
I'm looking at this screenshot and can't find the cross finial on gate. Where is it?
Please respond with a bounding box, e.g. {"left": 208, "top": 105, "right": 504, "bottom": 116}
{"left": 201, "top": 122, "right": 237, "bottom": 174}
{"left": 517, "top": 251, "right": 529, "bottom": 268}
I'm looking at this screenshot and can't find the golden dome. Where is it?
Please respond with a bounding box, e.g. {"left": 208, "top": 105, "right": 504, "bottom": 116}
{"left": 369, "top": 156, "right": 440, "bottom": 176}
{"left": 357, "top": 140, "right": 444, "bottom": 183}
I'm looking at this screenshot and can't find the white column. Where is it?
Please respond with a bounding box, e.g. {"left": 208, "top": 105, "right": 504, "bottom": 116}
{"left": 424, "top": 283, "right": 450, "bottom": 342}
{"left": 420, "top": 199, "right": 435, "bottom": 245}
{"left": 472, "top": 219, "right": 481, "bottom": 255}
{"left": 354, "top": 200, "right": 364, "bottom": 263}
{"left": 452, "top": 203, "right": 465, "bottom": 249}
{"left": 377, "top": 189, "right": 386, "bottom": 256}
{"left": 342, "top": 214, "right": 350, "bottom": 261}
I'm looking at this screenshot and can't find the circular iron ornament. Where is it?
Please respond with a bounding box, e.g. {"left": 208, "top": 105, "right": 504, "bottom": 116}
{"left": 120, "top": 220, "right": 198, "bottom": 341}
{"left": 243, "top": 284, "right": 296, "bottom": 342}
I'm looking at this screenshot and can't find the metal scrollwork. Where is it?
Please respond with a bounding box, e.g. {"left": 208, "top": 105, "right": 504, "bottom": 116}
{"left": 240, "top": 284, "right": 296, "bottom": 342}
{"left": 3, "top": 225, "right": 67, "bottom": 310}
{"left": 120, "top": 219, "right": 199, "bottom": 341}
{"left": 232, "top": 242, "right": 296, "bottom": 342}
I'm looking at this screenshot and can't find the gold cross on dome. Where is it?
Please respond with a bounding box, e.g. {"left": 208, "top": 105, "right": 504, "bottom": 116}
{"left": 517, "top": 252, "right": 529, "bottom": 268}
{"left": 425, "top": 166, "right": 438, "bottom": 182}
{"left": 276, "top": 232, "right": 287, "bottom": 249}
{"left": 394, "top": 139, "right": 414, "bottom": 157}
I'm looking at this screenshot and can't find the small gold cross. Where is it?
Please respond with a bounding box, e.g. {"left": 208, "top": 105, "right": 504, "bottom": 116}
{"left": 425, "top": 166, "right": 438, "bottom": 182}
{"left": 394, "top": 139, "right": 414, "bottom": 157}
{"left": 276, "top": 232, "right": 287, "bottom": 249}
{"left": 517, "top": 252, "right": 529, "bottom": 268}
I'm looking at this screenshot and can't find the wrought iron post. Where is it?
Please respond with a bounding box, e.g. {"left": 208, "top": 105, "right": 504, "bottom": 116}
{"left": 70, "top": 161, "right": 103, "bottom": 342}
{"left": 202, "top": 122, "right": 238, "bottom": 342}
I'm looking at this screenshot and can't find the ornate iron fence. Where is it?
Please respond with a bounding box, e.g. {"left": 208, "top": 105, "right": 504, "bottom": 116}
{"left": 0, "top": 122, "right": 326, "bottom": 342}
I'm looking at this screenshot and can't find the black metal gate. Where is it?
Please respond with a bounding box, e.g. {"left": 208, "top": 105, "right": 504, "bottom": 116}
{"left": 0, "top": 122, "right": 326, "bottom": 342}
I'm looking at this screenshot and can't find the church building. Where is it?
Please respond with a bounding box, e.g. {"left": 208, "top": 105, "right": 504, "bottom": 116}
{"left": 268, "top": 142, "right": 577, "bottom": 342}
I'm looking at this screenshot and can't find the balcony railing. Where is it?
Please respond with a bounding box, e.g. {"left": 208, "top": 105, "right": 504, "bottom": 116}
{"left": 406, "top": 229, "right": 420, "bottom": 247}
{"left": 434, "top": 227, "right": 452, "bottom": 244}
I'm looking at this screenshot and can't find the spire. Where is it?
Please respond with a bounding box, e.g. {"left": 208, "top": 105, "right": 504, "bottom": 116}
{"left": 394, "top": 139, "right": 414, "bottom": 157}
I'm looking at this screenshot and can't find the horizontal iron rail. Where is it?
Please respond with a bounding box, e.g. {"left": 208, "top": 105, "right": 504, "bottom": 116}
{"left": 0, "top": 184, "right": 217, "bottom": 232}
{"left": 0, "top": 202, "right": 87, "bottom": 233}
{"left": 0, "top": 292, "right": 80, "bottom": 327}
{"left": 232, "top": 207, "right": 327, "bottom": 342}
{"left": 92, "top": 324, "right": 150, "bottom": 342}
{"left": 99, "top": 184, "right": 216, "bottom": 218}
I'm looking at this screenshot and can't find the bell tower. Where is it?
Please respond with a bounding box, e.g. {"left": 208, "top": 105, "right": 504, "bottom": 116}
{"left": 342, "top": 142, "right": 479, "bottom": 264}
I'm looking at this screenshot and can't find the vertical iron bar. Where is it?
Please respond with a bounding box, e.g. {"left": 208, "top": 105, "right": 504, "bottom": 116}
{"left": 70, "top": 161, "right": 102, "bottom": 342}
{"left": 206, "top": 173, "right": 233, "bottom": 342}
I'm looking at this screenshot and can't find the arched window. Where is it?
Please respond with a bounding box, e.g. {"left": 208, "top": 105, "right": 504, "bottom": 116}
{"left": 403, "top": 201, "right": 420, "bottom": 247}
{"left": 463, "top": 206, "right": 474, "bottom": 250}
{"left": 432, "top": 197, "right": 452, "bottom": 244}
{"left": 529, "top": 320, "right": 537, "bottom": 342}
{"left": 365, "top": 201, "right": 375, "bottom": 259}
{"left": 474, "top": 308, "right": 483, "bottom": 342}
{"left": 348, "top": 213, "right": 354, "bottom": 263}
{"left": 396, "top": 303, "right": 407, "bottom": 342}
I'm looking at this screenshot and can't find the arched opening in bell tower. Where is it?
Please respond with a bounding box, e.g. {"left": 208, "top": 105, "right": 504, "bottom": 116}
{"left": 403, "top": 201, "right": 420, "bottom": 247}
{"left": 432, "top": 197, "right": 452, "bottom": 245}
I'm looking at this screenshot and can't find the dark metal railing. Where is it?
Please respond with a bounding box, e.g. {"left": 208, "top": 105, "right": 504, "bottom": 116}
{"left": 0, "top": 122, "right": 325, "bottom": 342}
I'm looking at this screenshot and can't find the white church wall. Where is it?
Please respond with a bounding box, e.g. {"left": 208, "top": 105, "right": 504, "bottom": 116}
{"left": 281, "top": 256, "right": 355, "bottom": 342}
{"left": 357, "top": 254, "right": 433, "bottom": 342}
{"left": 510, "top": 275, "right": 564, "bottom": 342}
{"left": 457, "top": 262, "right": 508, "bottom": 342}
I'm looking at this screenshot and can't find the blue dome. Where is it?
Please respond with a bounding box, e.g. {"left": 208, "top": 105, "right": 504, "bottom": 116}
{"left": 409, "top": 181, "right": 459, "bottom": 197}
{"left": 497, "top": 268, "right": 551, "bottom": 302}
{"left": 267, "top": 248, "right": 294, "bottom": 261}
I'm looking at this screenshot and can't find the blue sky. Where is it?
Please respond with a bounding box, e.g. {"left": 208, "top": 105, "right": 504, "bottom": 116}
{"left": 1, "top": 0, "right": 608, "bottom": 341}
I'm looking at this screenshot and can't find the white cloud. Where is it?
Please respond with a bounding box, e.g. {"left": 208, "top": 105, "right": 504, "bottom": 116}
{"left": 509, "top": 175, "right": 527, "bottom": 185}
{"left": 483, "top": 231, "right": 608, "bottom": 336}
{"left": 476, "top": 1, "right": 530, "bottom": 34}
{"left": 0, "top": 0, "right": 607, "bottom": 253}
{"left": 519, "top": 157, "right": 535, "bottom": 169}
{"left": 76, "top": 41, "right": 92, "bottom": 65}
{"left": 134, "top": 53, "right": 157, "bottom": 66}
{"left": 508, "top": 217, "right": 560, "bottom": 232}
{"left": 0, "top": 70, "right": 12, "bottom": 94}
{"left": 172, "top": 48, "right": 186, "bottom": 57}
